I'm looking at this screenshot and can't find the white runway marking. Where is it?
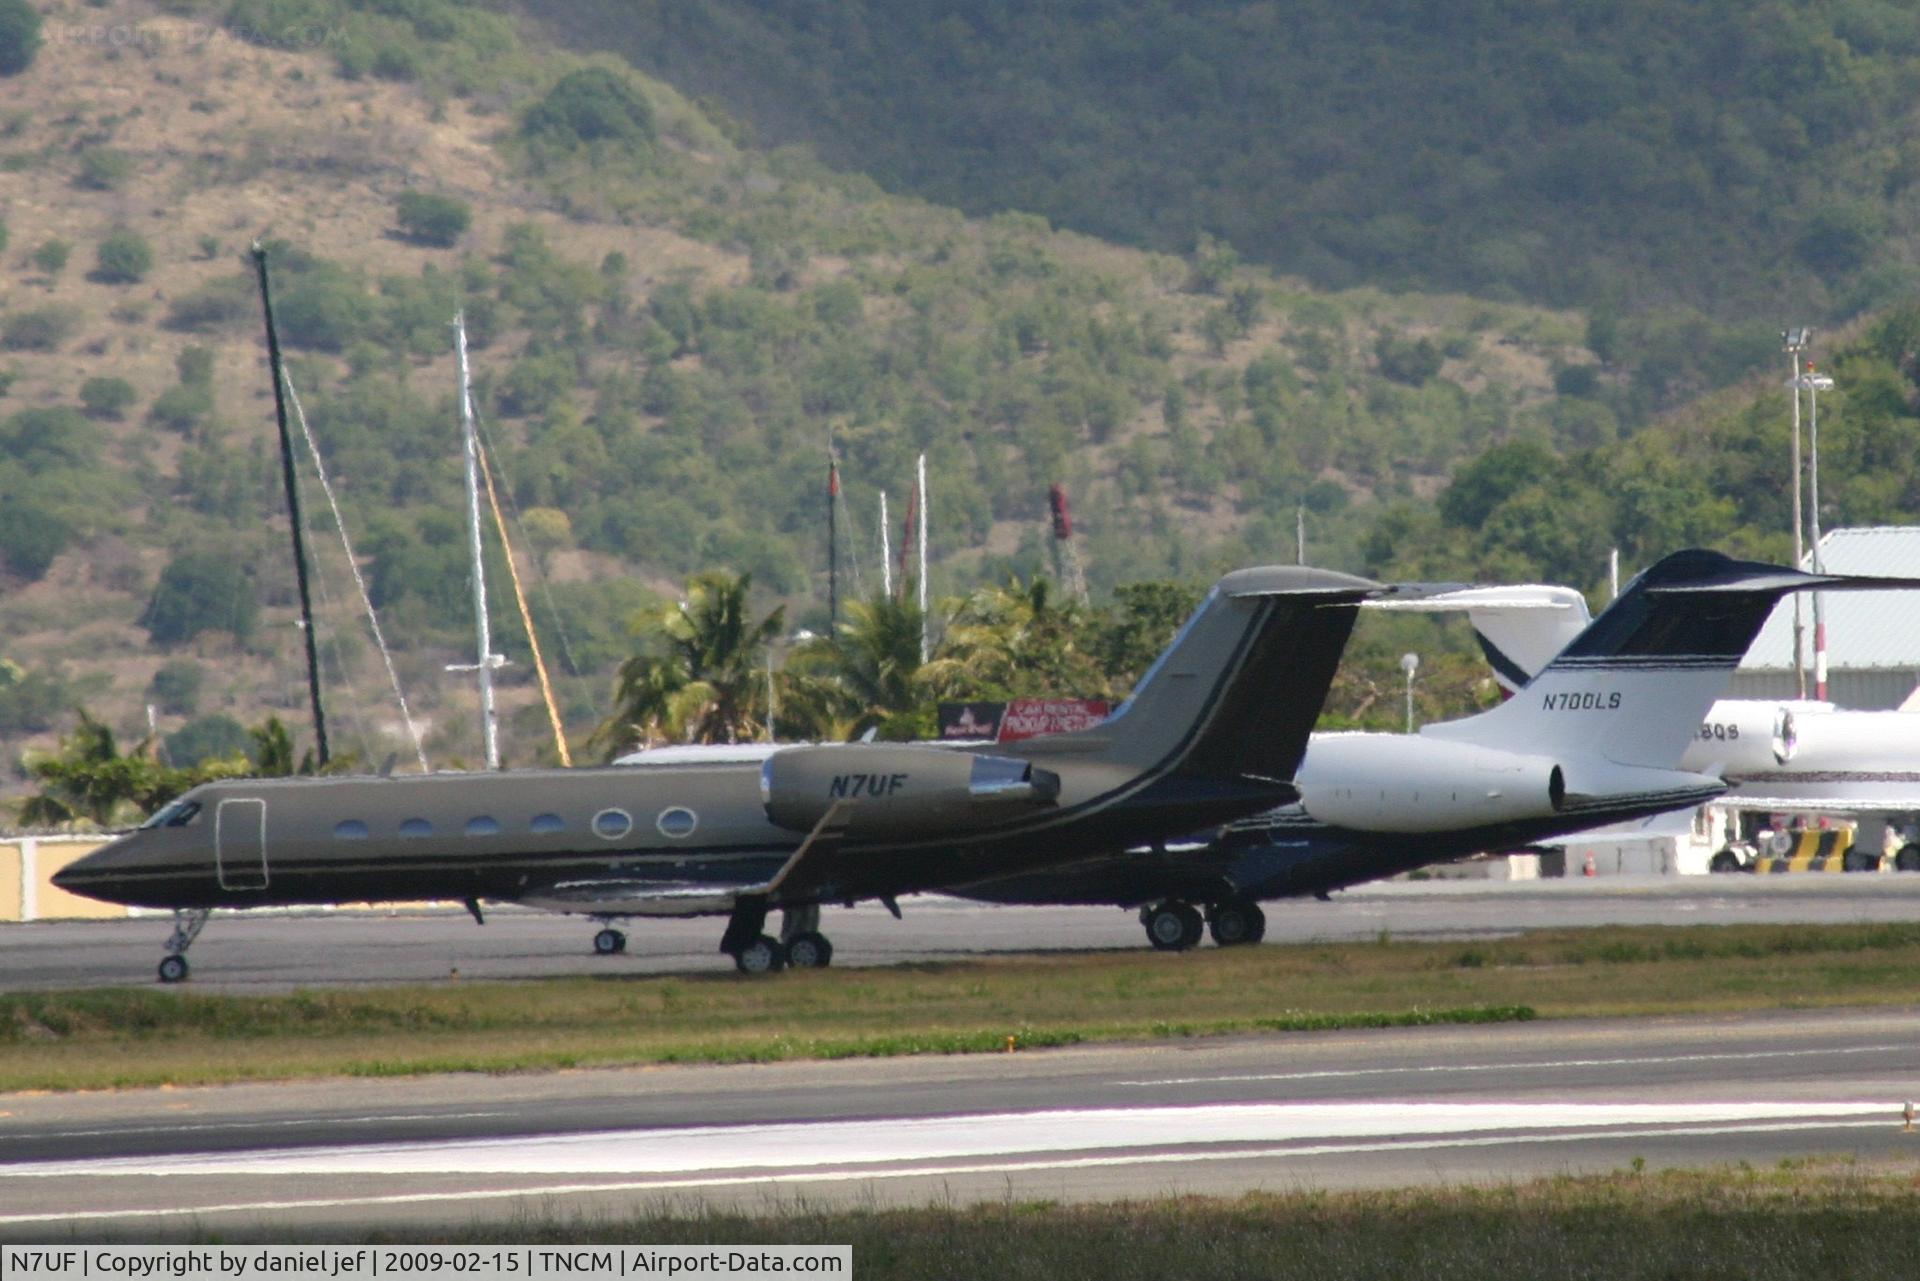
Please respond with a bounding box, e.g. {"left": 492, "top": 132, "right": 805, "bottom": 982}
{"left": 9, "top": 1110, "right": 515, "bottom": 1142}
{"left": 0, "top": 1116, "right": 1897, "bottom": 1227}
{"left": 1, "top": 1101, "right": 1892, "bottom": 1179}
{"left": 1118, "top": 1042, "right": 1913, "bottom": 1087}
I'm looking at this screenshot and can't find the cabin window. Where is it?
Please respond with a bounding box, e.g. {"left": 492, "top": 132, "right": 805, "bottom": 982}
{"left": 657, "top": 807, "right": 698, "bottom": 839}
{"left": 142, "top": 799, "right": 202, "bottom": 830}
{"left": 465, "top": 816, "right": 503, "bottom": 837}
{"left": 398, "top": 818, "right": 433, "bottom": 838}
{"left": 592, "top": 808, "right": 633, "bottom": 840}
{"left": 530, "top": 813, "right": 565, "bottom": 835}
{"left": 333, "top": 819, "right": 369, "bottom": 840}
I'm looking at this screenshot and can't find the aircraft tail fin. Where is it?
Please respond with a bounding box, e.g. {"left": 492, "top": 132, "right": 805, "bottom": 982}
{"left": 1371, "top": 585, "right": 1591, "bottom": 694}
{"left": 1426, "top": 549, "right": 1920, "bottom": 769}
{"left": 1022, "top": 566, "right": 1380, "bottom": 791}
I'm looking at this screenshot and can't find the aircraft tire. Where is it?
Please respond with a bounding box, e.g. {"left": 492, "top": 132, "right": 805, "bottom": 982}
{"left": 1144, "top": 902, "right": 1204, "bottom": 952}
{"left": 785, "top": 931, "right": 834, "bottom": 969}
{"left": 1709, "top": 848, "right": 1744, "bottom": 874}
{"left": 593, "top": 927, "right": 627, "bottom": 955}
{"left": 1897, "top": 844, "right": 1920, "bottom": 873}
{"left": 1207, "top": 899, "right": 1266, "bottom": 947}
{"left": 733, "top": 934, "right": 787, "bottom": 975}
{"left": 157, "top": 955, "right": 188, "bottom": 984}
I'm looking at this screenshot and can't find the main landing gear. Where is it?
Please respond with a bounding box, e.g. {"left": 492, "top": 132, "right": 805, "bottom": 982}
{"left": 157, "top": 908, "right": 211, "bottom": 983}
{"left": 719, "top": 903, "right": 834, "bottom": 974}
{"left": 1140, "top": 897, "right": 1266, "bottom": 951}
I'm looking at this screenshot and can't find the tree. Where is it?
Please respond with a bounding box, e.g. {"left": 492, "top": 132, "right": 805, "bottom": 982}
{"left": 592, "top": 571, "right": 784, "bottom": 754}
{"left": 80, "top": 376, "right": 137, "bottom": 420}
{"left": 924, "top": 577, "right": 1110, "bottom": 702}
{"left": 147, "top": 659, "right": 204, "bottom": 716}
{"left": 164, "top": 714, "right": 250, "bottom": 768}
{"left": 524, "top": 69, "right": 657, "bottom": 148}
{"left": 0, "top": 0, "right": 41, "bottom": 76}
{"left": 32, "top": 238, "right": 69, "bottom": 275}
{"left": 141, "top": 550, "right": 257, "bottom": 645}
{"left": 802, "top": 594, "right": 936, "bottom": 740}
{"left": 17, "top": 711, "right": 174, "bottom": 829}
{"left": 394, "top": 191, "right": 471, "bottom": 247}
{"left": 93, "top": 230, "right": 155, "bottom": 284}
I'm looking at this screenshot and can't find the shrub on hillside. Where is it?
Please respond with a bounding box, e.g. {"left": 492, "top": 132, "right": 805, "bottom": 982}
{"left": 1, "top": 306, "right": 80, "bottom": 352}
{"left": 394, "top": 191, "right": 471, "bottom": 247}
{"left": 275, "top": 268, "right": 373, "bottom": 351}
{"left": 148, "top": 383, "right": 215, "bottom": 433}
{"left": 147, "top": 659, "right": 204, "bottom": 717}
{"left": 74, "top": 148, "right": 133, "bottom": 191}
{"left": 164, "top": 714, "right": 250, "bottom": 767}
{"left": 32, "top": 238, "right": 70, "bottom": 275}
{"left": 93, "top": 230, "right": 155, "bottom": 284}
{"left": 80, "top": 376, "right": 138, "bottom": 420}
{"left": 166, "top": 276, "right": 255, "bottom": 332}
{"left": 523, "top": 68, "right": 656, "bottom": 148}
{"left": 0, "top": 0, "right": 42, "bottom": 76}
{"left": 141, "top": 550, "right": 257, "bottom": 645}
{"left": 176, "top": 345, "right": 214, "bottom": 386}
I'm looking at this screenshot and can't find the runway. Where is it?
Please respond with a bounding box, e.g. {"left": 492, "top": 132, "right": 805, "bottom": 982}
{"left": 2, "top": 1006, "right": 1917, "bottom": 1238}
{"left": 9, "top": 873, "right": 1920, "bottom": 991}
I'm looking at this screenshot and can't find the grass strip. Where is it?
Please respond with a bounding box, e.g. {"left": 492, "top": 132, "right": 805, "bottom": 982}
{"left": 57, "top": 1160, "right": 1920, "bottom": 1278}
{"left": 4, "top": 919, "right": 1920, "bottom": 1090}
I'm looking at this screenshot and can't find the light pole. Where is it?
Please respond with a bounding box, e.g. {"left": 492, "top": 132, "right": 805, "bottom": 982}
{"left": 1400, "top": 652, "right": 1420, "bottom": 733}
{"left": 1782, "top": 328, "right": 1811, "bottom": 698}
{"left": 1796, "top": 366, "right": 1836, "bottom": 700}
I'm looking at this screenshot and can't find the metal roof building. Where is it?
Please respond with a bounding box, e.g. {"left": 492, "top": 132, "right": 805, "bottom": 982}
{"left": 1729, "top": 526, "right": 1920, "bottom": 708}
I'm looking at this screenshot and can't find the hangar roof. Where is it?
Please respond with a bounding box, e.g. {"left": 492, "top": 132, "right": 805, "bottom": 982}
{"left": 1744, "top": 526, "right": 1920, "bottom": 671}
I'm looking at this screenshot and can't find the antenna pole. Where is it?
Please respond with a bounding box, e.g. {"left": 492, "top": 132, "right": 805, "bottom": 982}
{"left": 879, "top": 491, "right": 893, "bottom": 599}
{"left": 917, "top": 453, "right": 929, "bottom": 663}
{"left": 252, "top": 243, "right": 329, "bottom": 769}
{"left": 828, "top": 455, "right": 840, "bottom": 628}
{"left": 455, "top": 313, "right": 501, "bottom": 769}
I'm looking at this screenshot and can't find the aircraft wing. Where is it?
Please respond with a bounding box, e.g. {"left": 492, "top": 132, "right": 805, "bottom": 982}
{"left": 513, "top": 802, "right": 855, "bottom": 918}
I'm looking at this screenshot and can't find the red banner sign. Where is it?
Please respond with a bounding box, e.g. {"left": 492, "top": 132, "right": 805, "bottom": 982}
{"left": 996, "top": 698, "right": 1111, "bottom": 742}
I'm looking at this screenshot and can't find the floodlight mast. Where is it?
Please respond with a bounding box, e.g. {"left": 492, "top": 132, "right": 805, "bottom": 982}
{"left": 1798, "top": 365, "right": 1837, "bottom": 700}
{"left": 1783, "top": 327, "right": 1811, "bottom": 699}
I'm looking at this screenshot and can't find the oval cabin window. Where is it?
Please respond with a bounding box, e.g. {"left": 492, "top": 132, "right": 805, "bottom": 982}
{"left": 530, "top": 813, "right": 565, "bottom": 835}
{"left": 333, "top": 819, "right": 369, "bottom": 840}
{"left": 398, "top": 818, "right": 433, "bottom": 838}
{"left": 657, "top": 807, "right": 698, "bottom": 839}
{"left": 465, "top": 816, "right": 502, "bottom": 837}
{"left": 592, "top": 808, "right": 633, "bottom": 840}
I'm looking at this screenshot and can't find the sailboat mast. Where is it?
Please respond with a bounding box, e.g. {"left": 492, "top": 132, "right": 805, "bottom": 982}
{"left": 917, "top": 452, "right": 929, "bottom": 663}
{"left": 251, "top": 243, "right": 329, "bottom": 769}
{"left": 455, "top": 313, "right": 500, "bottom": 770}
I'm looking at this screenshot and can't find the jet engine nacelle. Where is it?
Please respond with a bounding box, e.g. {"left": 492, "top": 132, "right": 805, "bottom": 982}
{"left": 762, "top": 744, "right": 1060, "bottom": 837}
{"left": 1297, "top": 735, "right": 1566, "bottom": 833}
{"left": 1678, "top": 700, "right": 1806, "bottom": 773}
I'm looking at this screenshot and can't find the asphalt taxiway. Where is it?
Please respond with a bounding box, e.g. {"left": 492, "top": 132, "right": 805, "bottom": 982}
{"left": 2, "top": 1006, "right": 1917, "bottom": 1238}
{"left": 8, "top": 873, "right": 1920, "bottom": 991}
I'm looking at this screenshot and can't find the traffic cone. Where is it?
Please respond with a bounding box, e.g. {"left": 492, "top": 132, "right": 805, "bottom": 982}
{"left": 1583, "top": 852, "right": 1596, "bottom": 878}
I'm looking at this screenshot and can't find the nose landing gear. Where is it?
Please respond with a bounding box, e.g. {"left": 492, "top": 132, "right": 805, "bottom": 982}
{"left": 157, "top": 908, "right": 211, "bottom": 983}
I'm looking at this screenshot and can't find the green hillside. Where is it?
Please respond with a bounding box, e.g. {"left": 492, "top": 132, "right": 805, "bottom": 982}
{"left": 539, "top": 0, "right": 1920, "bottom": 411}
{"left": 0, "top": 0, "right": 1598, "bottom": 781}
{"left": 3, "top": 0, "right": 1918, "bottom": 796}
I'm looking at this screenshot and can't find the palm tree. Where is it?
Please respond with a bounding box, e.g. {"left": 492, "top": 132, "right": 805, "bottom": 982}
{"left": 16, "top": 710, "right": 173, "bottom": 829}
{"left": 923, "top": 576, "right": 1112, "bottom": 701}
{"left": 592, "top": 571, "right": 785, "bottom": 756}
{"left": 794, "top": 593, "right": 933, "bottom": 740}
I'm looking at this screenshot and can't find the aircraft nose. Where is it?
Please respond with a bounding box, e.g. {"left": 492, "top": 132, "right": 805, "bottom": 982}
{"left": 48, "top": 837, "right": 135, "bottom": 902}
